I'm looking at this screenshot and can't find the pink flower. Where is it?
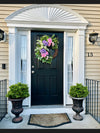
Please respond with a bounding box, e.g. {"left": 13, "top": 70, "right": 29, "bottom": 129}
{"left": 48, "top": 38, "right": 52, "bottom": 43}
{"left": 41, "top": 53, "right": 46, "bottom": 57}
{"left": 48, "top": 43, "right": 51, "bottom": 47}
{"left": 41, "top": 51, "right": 48, "bottom": 58}
{"left": 48, "top": 38, "right": 52, "bottom": 47}
{"left": 46, "top": 51, "right": 49, "bottom": 55}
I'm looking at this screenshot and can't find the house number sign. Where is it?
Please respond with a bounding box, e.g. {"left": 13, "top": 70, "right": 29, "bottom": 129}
{"left": 88, "top": 52, "right": 93, "bottom": 57}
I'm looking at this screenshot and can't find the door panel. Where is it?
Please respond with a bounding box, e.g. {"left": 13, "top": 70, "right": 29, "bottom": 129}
{"left": 31, "top": 31, "right": 63, "bottom": 105}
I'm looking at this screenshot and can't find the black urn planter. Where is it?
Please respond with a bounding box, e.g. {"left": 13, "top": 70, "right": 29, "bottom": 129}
{"left": 9, "top": 98, "right": 24, "bottom": 123}
{"left": 72, "top": 97, "right": 85, "bottom": 121}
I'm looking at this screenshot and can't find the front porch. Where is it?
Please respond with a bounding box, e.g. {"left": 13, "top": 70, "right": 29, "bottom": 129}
{"left": 0, "top": 106, "right": 99, "bottom": 129}
{"left": 0, "top": 4, "right": 100, "bottom": 129}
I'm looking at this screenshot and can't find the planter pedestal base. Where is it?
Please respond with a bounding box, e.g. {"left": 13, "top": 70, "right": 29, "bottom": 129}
{"left": 72, "top": 97, "right": 84, "bottom": 121}
{"left": 12, "top": 116, "right": 23, "bottom": 123}
{"left": 73, "top": 113, "right": 83, "bottom": 121}
{"left": 9, "top": 98, "right": 24, "bottom": 123}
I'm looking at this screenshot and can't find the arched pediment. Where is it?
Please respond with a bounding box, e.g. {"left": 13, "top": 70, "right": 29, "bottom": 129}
{"left": 5, "top": 4, "right": 88, "bottom": 25}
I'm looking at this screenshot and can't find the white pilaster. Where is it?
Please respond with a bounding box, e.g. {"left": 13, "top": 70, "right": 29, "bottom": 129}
{"left": 9, "top": 27, "right": 18, "bottom": 85}
{"left": 8, "top": 27, "right": 18, "bottom": 116}
{"left": 73, "top": 29, "right": 85, "bottom": 85}
{"left": 77, "top": 30, "right": 85, "bottom": 85}
{"left": 75, "top": 29, "right": 85, "bottom": 113}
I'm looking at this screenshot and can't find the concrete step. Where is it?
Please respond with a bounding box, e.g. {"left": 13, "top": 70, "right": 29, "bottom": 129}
{"left": 22, "top": 105, "right": 85, "bottom": 115}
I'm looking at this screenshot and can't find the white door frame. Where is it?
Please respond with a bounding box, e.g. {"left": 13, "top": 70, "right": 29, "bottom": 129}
{"left": 8, "top": 27, "right": 85, "bottom": 107}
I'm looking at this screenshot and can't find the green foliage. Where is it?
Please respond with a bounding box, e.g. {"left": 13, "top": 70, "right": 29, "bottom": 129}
{"left": 40, "top": 35, "right": 49, "bottom": 41}
{"left": 6, "top": 82, "right": 30, "bottom": 99}
{"left": 51, "top": 34, "right": 59, "bottom": 49}
{"left": 69, "top": 83, "right": 89, "bottom": 98}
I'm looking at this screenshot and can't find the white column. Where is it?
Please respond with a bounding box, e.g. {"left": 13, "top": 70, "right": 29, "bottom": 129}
{"left": 77, "top": 29, "right": 85, "bottom": 85}
{"left": 74, "top": 29, "right": 85, "bottom": 113}
{"left": 73, "top": 29, "right": 85, "bottom": 85}
{"left": 9, "top": 27, "right": 18, "bottom": 86}
{"left": 8, "top": 27, "right": 18, "bottom": 116}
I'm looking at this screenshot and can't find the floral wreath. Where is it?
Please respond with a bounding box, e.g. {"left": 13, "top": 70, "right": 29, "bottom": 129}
{"left": 34, "top": 34, "right": 59, "bottom": 64}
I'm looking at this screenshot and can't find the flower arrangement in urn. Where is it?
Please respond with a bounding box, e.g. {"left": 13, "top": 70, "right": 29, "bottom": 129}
{"left": 69, "top": 83, "right": 89, "bottom": 120}
{"left": 6, "top": 82, "right": 30, "bottom": 123}
{"left": 35, "top": 34, "right": 59, "bottom": 64}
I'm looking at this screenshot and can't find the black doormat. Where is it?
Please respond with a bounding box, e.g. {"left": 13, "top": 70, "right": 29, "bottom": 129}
{"left": 28, "top": 113, "right": 71, "bottom": 128}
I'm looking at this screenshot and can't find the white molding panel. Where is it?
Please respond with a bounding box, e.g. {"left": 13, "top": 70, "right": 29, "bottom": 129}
{"left": 5, "top": 5, "right": 88, "bottom": 24}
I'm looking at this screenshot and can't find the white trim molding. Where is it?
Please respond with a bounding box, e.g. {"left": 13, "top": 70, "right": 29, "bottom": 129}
{"left": 5, "top": 4, "right": 88, "bottom": 30}
{"left": 5, "top": 4, "right": 88, "bottom": 24}
{"left": 6, "top": 4, "right": 88, "bottom": 109}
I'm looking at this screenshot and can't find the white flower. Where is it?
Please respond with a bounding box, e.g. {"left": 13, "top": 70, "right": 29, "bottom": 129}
{"left": 52, "top": 42, "right": 55, "bottom": 46}
{"left": 46, "top": 56, "right": 49, "bottom": 60}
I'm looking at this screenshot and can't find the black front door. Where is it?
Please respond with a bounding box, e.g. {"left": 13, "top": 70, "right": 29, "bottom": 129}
{"left": 31, "top": 31, "right": 63, "bottom": 105}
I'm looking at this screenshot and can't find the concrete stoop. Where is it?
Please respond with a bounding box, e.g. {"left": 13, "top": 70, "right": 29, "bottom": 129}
{"left": 0, "top": 106, "right": 100, "bottom": 129}
{"left": 22, "top": 105, "right": 77, "bottom": 115}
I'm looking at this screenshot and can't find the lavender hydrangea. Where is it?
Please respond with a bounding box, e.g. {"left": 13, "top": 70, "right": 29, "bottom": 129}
{"left": 40, "top": 48, "right": 46, "bottom": 53}
{"left": 42, "top": 40, "right": 48, "bottom": 46}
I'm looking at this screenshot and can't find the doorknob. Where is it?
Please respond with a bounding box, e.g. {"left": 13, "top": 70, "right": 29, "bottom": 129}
{"left": 32, "top": 71, "right": 35, "bottom": 74}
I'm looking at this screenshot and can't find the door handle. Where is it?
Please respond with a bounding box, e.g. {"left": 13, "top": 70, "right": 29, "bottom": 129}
{"left": 32, "top": 71, "right": 35, "bottom": 74}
